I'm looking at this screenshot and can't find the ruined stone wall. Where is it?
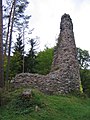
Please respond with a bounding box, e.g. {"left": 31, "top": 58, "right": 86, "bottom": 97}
{"left": 51, "top": 14, "right": 81, "bottom": 92}
{"left": 12, "top": 73, "right": 59, "bottom": 94}
{"left": 13, "top": 14, "right": 81, "bottom": 94}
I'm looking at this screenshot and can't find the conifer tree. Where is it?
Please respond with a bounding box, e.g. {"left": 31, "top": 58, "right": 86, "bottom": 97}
{"left": 3, "top": 0, "right": 30, "bottom": 82}
{"left": 10, "top": 34, "right": 24, "bottom": 78}
{"left": 25, "top": 39, "right": 38, "bottom": 73}
{"left": 14, "top": 34, "right": 24, "bottom": 55}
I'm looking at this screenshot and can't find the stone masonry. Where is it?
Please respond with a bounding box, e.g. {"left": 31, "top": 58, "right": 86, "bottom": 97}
{"left": 51, "top": 14, "right": 81, "bottom": 93}
{"left": 12, "top": 14, "right": 81, "bottom": 94}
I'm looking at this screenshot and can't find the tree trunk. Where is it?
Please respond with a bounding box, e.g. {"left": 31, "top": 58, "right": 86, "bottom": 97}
{"left": 0, "top": 0, "right": 4, "bottom": 88}
{"left": 22, "top": 26, "right": 25, "bottom": 73}
{"left": 6, "top": 0, "right": 16, "bottom": 85}
{"left": 4, "top": 1, "right": 14, "bottom": 57}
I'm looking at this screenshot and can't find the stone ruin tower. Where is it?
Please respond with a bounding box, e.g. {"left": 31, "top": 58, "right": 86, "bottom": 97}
{"left": 51, "top": 13, "right": 81, "bottom": 93}
{"left": 13, "top": 13, "right": 81, "bottom": 94}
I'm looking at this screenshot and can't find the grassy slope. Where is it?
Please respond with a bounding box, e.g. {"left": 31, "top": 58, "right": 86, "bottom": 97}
{"left": 0, "top": 88, "right": 90, "bottom": 120}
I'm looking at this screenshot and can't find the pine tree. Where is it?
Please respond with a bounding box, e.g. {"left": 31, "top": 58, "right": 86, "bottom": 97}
{"left": 9, "top": 34, "right": 24, "bottom": 78}
{"left": 14, "top": 34, "right": 24, "bottom": 55}
{"left": 25, "top": 39, "right": 38, "bottom": 73}
{"left": 3, "top": 0, "right": 30, "bottom": 82}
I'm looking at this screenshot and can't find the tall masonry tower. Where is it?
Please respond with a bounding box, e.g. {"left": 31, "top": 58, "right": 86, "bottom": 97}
{"left": 51, "top": 13, "right": 81, "bottom": 93}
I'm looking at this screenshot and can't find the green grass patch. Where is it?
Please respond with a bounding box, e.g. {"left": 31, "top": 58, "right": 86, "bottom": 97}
{"left": 0, "top": 87, "right": 90, "bottom": 120}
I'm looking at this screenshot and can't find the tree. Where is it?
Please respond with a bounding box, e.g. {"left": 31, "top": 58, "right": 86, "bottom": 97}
{"left": 80, "top": 69, "right": 90, "bottom": 97}
{"left": 4, "top": 0, "right": 16, "bottom": 56}
{"left": 13, "top": 0, "right": 31, "bottom": 73}
{"left": 9, "top": 34, "right": 24, "bottom": 78}
{"left": 0, "top": 0, "right": 4, "bottom": 87}
{"left": 25, "top": 38, "right": 38, "bottom": 73}
{"left": 77, "top": 48, "right": 90, "bottom": 69}
{"left": 35, "top": 47, "right": 54, "bottom": 75}
{"left": 14, "top": 0, "right": 30, "bottom": 32}
{"left": 5, "top": 0, "right": 16, "bottom": 83}
{"left": 21, "top": 17, "right": 31, "bottom": 73}
{"left": 10, "top": 51, "right": 23, "bottom": 78}
{"left": 77, "top": 48, "right": 90, "bottom": 96}
{"left": 14, "top": 0, "right": 31, "bottom": 73}
{"left": 4, "top": 0, "right": 31, "bottom": 83}
{"left": 13, "top": 34, "right": 24, "bottom": 55}
{"left": 3, "top": 0, "right": 30, "bottom": 50}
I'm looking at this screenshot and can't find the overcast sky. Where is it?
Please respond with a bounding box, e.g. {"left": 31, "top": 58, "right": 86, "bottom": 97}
{"left": 27, "top": 0, "right": 90, "bottom": 53}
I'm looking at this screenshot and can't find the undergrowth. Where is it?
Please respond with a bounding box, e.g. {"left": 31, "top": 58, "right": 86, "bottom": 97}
{"left": 0, "top": 87, "right": 90, "bottom": 120}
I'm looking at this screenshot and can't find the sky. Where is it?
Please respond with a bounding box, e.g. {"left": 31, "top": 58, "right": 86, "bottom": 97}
{"left": 27, "top": 0, "right": 90, "bottom": 53}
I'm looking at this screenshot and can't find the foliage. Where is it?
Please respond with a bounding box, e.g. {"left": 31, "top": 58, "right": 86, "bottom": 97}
{"left": 8, "top": 34, "right": 24, "bottom": 79}
{"left": 80, "top": 69, "right": 90, "bottom": 97}
{"left": 3, "top": 56, "right": 8, "bottom": 80}
{"left": 77, "top": 48, "right": 90, "bottom": 69}
{"left": 10, "top": 90, "right": 44, "bottom": 114}
{"left": 13, "top": 34, "right": 24, "bottom": 55}
{"left": 34, "top": 47, "right": 90, "bottom": 75}
{"left": 35, "top": 47, "right": 54, "bottom": 75}
{"left": 14, "top": 0, "right": 30, "bottom": 32}
{"left": 25, "top": 39, "right": 38, "bottom": 73}
{"left": 3, "top": 0, "right": 30, "bottom": 32}
{"left": 10, "top": 51, "right": 23, "bottom": 79}
{"left": 0, "top": 88, "right": 90, "bottom": 120}
{"left": 77, "top": 48, "right": 90, "bottom": 97}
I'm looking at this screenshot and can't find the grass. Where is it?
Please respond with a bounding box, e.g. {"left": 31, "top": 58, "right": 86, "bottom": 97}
{"left": 0, "top": 87, "right": 90, "bottom": 120}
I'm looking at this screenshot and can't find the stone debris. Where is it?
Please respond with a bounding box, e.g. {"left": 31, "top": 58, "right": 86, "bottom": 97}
{"left": 22, "top": 89, "right": 32, "bottom": 98}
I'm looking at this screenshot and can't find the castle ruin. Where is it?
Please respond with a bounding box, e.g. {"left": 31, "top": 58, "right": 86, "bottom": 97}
{"left": 13, "top": 14, "right": 81, "bottom": 94}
